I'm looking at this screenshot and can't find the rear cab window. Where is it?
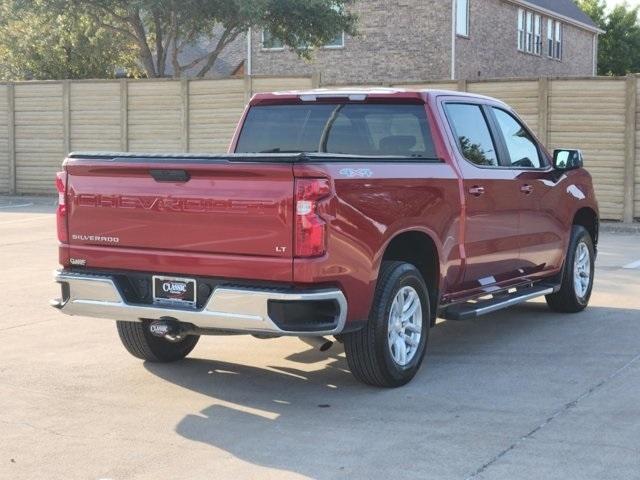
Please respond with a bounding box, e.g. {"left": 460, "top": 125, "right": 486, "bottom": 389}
{"left": 235, "top": 103, "right": 437, "bottom": 159}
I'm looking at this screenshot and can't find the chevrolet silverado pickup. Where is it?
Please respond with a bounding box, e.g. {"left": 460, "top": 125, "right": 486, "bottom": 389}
{"left": 52, "top": 88, "right": 599, "bottom": 387}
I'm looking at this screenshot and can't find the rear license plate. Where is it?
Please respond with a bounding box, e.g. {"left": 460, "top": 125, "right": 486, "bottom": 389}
{"left": 153, "top": 276, "right": 196, "bottom": 307}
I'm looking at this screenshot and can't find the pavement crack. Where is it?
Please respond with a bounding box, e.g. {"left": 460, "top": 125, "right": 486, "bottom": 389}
{"left": 0, "top": 419, "right": 70, "bottom": 438}
{"left": 0, "top": 237, "right": 55, "bottom": 247}
{"left": 464, "top": 351, "right": 640, "bottom": 480}
{"left": 0, "top": 319, "right": 56, "bottom": 333}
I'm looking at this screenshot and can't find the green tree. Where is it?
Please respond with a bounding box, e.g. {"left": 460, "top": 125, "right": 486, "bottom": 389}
{"left": 0, "top": 1, "right": 140, "bottom": 80}
{"left": 576, "top": 0, "right": 640, "bottom": 75}
{"left": 577, "top": 0, "right": 606, "bottom": 24}
{"left": 11, "top": 0, "right": 358, "bottom": 79}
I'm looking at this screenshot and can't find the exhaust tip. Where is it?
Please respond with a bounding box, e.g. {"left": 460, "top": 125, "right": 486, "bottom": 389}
{"left": 149, "top": 318, "right": 186, "bottom": 342}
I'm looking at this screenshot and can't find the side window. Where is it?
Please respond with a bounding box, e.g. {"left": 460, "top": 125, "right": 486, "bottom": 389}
{"left": 492, "top": 108, "right": 542, "bottom": 169}
{"left": 445, "top": 103, "right": 498, "bottom": 167}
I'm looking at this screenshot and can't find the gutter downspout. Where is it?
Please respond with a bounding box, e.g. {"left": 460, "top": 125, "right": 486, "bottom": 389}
{"left": 247, "top": 28, "right": 252, "bottom": 76}
{"left": 592, "top": 33, "right": 598, "bottom": 76}
{"left": 451, "top": 0, "right": 456, "bottom": 80}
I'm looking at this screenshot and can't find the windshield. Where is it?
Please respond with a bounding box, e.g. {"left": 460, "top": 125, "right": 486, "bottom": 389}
{"left": 235, "top": 103, "right": 437, "bottom": 158}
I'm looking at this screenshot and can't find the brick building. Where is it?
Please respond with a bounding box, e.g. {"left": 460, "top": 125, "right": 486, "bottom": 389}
{"left": 247, "top": 0, "right": 602, "bottom": 84}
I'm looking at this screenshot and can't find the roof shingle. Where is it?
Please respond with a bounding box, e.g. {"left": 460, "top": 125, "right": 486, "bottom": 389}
{"left": 522, "top": 0, "right": 598, "bottom": 28}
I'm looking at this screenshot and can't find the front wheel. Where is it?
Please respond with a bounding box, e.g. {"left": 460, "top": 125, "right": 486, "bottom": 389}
{"left": 546, "top": 225, "right": 595, "bottom": 313}
{"left": 116, "top": 320, "right": 200, "bottom": 362}
{"left": 343, "top": 261, "right": 430, "bottom": 388}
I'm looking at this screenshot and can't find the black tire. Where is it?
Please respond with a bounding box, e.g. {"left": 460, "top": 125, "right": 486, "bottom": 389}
{"left": 546, "top": 225, "right": 595, "bottom": 313}
{"left": 343, "top": 261, "right": 430, "bottom": 388}
{"left": 116, "top": 320, "right": 199, "bottom": 362}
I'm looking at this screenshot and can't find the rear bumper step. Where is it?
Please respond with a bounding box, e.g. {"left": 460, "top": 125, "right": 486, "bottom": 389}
{"left": 52, "top": 270, "right": 347, "bottom": 336}
{"left": 441, "top": 285, "right": 556, "bottom": 321}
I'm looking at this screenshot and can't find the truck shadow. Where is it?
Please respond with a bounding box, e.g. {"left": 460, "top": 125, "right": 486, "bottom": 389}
{"left": 144, "top": 303, "right": 639, "bottom": 479}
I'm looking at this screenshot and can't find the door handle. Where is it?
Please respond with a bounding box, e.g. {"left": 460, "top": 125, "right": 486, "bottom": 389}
{"left": 520, "top": 184, "right": 534, "bottom": 195}
{"left": 150, "top": 169, "right": 191, "bottom": 183}
{"left": 468, "top": 186, "right": 485, "bottom": 197}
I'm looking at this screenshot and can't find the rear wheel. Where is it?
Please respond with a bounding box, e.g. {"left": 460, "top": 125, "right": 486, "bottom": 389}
{"left": 116, "top": 320, "right": 199, "bottom": 362}
{"left": 343, "top": 261, "right": 430, "bottom": 388}
{"left": 546, "top": 225, "right": 595, "bottom": 313}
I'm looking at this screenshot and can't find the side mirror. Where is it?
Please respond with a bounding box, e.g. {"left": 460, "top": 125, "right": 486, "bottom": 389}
{"left": 553, "top": 149, "right": 583, "bottom": 171}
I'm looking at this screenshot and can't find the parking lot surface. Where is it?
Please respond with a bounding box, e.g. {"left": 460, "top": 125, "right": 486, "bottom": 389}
{"left": 1, "top": 197, "right": 639, "bottom": 480}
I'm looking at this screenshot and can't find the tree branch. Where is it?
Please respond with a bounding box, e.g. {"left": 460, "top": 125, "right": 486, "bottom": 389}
{"left": 166, "top": 9, "right": 179, "bottom": 76}
{"left": 85, "top": 11, "right": 138, "bottom": 42}
{"left": 79, "top": 0, "right": 131, "bottom": 23}
{"left": 80, "top": 2, "right": 157, "bottom": 77}
{"left": 193, "top": 26, "right": 243, "bottom": 78}
{"left": 177, "top": 24, "right": 200, "bottom": 52}
{"left": 176, "top": 51, "right": 214, "bottom": 72}
{"left": 153, "top": 9, "right": 166, "bottom": 76}
{"left": 129, "top": 8, "right": 157, "bottom": 77}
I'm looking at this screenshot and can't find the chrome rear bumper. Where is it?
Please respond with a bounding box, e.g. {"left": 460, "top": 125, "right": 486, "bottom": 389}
{"left": 52, "top": 271, "right": 347, "bottom": 336}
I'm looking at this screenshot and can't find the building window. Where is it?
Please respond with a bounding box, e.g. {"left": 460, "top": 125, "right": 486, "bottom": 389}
{"left": 554, "top": 21, "right": 563, "bottom": 60}
{"left": 456, "top": 0, "right": 469, "bottom": 37}
{"left": 518, "top": 8, "right": 525, "bottom": 50}
{"left": 533, "top": 14, "right": 542, "bottom": 55}
{"left": 323, "top": 32, "right": 345, "bottom": 49}
{"left": 526, "top": 11, "right": 534, "bottom": 53}
{"left": 518, "top": 8, "right": 542, "bottom": 55}
{"left": 547, "top": 18, "right": 554, "bottom": 57}
{"left": 262, "top": 30, "right": 284, "bottom": 50}
{"left": 547, "top": 19, "right": 563, "bottom": 59}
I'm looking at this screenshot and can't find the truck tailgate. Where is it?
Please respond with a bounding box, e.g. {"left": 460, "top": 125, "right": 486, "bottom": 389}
{"left": 64, "top": 157, "right": 294, "bottom": 278}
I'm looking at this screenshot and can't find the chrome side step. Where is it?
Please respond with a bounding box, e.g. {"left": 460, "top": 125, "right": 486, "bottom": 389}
{"left": 441, "top": 285, "right": 555, "bottom": 321}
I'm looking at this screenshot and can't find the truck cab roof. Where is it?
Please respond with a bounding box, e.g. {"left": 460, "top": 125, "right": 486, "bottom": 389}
{"left": 249, "top": 88, "right": 506, "bottom": 107}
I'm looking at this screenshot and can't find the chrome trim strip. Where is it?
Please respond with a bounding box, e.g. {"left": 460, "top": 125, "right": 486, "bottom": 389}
{"left": 474, "top": 288, "right": 554, "bottom": 316}
{"left": 52, "top": 271, "right": 347, "bottom": 336}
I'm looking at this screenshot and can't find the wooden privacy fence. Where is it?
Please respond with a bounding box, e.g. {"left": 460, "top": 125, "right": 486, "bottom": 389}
{"left": 381, "top": 76, "right": 639, "bottom": 223}
{"left": 0, "top": 74, "right": 638, "bottom": 222}
{"left": 0, "top": 76, "right": 315, "bottom": 197}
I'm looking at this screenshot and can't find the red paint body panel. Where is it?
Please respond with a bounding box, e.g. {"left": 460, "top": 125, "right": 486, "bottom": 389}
{"left": 292, "top": 162, "right": 461, "bottom": 322}
{"left": 65, "top": 245, "right": 293, "bottom": 282}
{"left": 59, "top": 89, "right": 599, "bottom": 325}
{"left": 65, "top": 160, "right": 294, "bottom": 259}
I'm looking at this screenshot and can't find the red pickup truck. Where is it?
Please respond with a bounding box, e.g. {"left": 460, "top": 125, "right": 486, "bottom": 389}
{"left": 52, "top": 88, "right": 599, "bottom": 387}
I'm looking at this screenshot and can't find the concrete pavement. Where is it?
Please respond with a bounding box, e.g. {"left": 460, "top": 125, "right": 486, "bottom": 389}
{"left": 1, "top": 197, "right": 639, "bottom": 480}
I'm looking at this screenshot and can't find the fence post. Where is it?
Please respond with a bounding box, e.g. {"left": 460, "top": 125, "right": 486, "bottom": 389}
{"left": 623, "top": 75, "right": 637, "bottom": 223}
{"left": 7, "top": 84, "right": 16, "bottom": 195}
{"left": 120, "top": 79, "right": 128, "bottom": 152}
{"left": 538, "top": 77, "right": 549, "bottom": 145}
{"left": 457, "top": 79, "right": 467, "bottom": 92}
{"left": 181, "top": 78, "right": 190, "bottom": 153}
{"left": 62, "top": 80, "right": 71, "bottom": 156}
{"left": 312, "top": 71, "right": 322, "bottom": 88}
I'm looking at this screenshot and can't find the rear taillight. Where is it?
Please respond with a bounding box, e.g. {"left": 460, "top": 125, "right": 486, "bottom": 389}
{"left": 294, "top": 178, "right": 331, "bottom": 258}
{"left": 55, "top": 171, "right": 68, "bottom": 243}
